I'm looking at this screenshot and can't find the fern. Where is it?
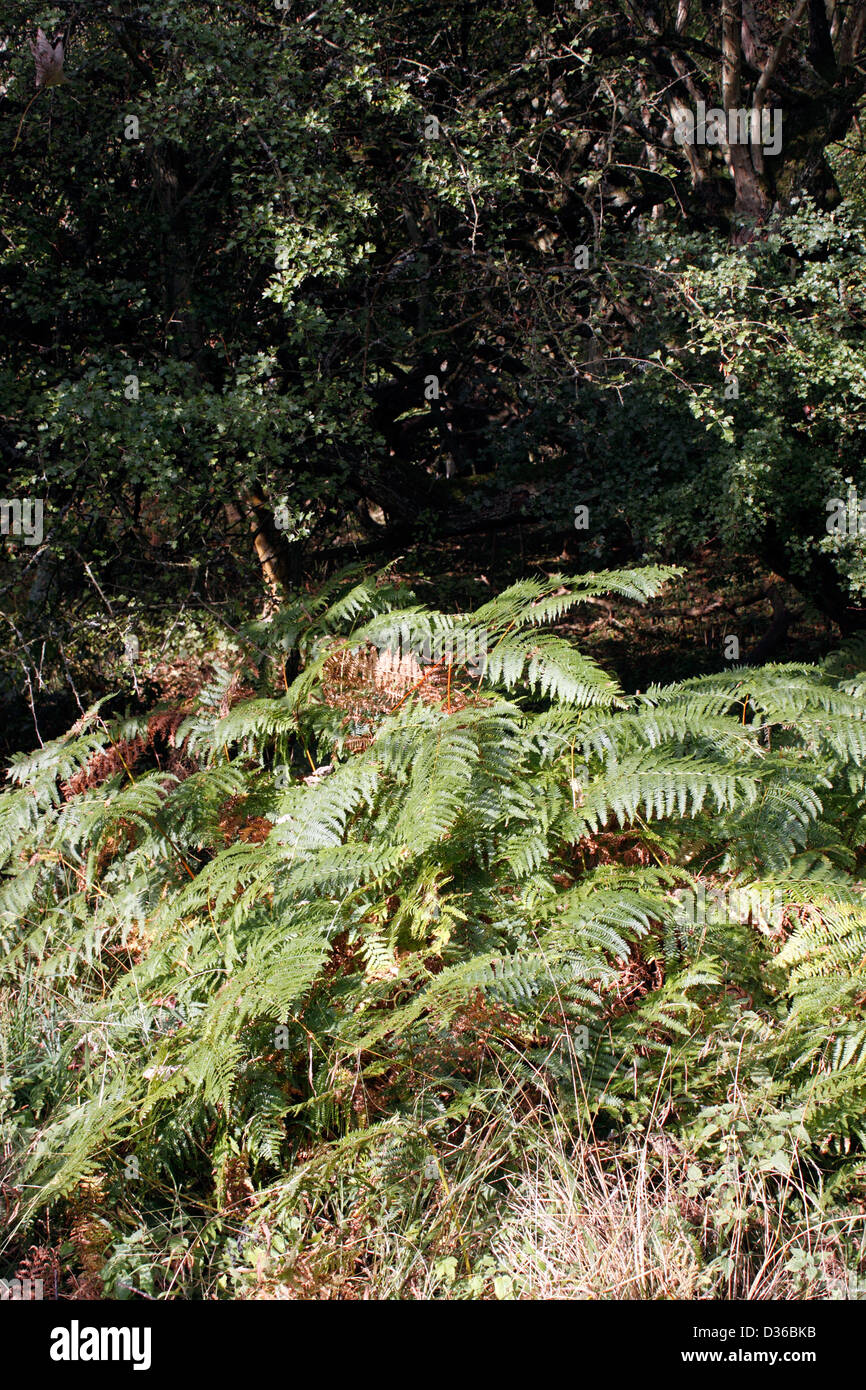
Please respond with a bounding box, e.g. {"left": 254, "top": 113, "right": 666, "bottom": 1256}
{"left": 3, "top": 563, "right": 866, "bottom": 1278}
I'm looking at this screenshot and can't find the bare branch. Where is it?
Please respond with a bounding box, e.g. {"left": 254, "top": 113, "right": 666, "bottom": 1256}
{"left": 722, "top": 0, "right": 743, "bottom": 110}
{"left": 754, "top": 0, "right": 810, "bottom": 108}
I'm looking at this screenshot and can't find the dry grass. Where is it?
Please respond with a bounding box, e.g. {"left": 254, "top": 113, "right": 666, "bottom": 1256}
{"left": 494, "top": 1140, "right": 705, "bottom": 1299}
{"left": 491, "top": 1129, "right": 862, "bottom": 1300}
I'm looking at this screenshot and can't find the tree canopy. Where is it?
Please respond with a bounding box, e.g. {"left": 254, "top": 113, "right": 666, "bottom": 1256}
{"left": 4, "top": 2, "right": 866, "bottom": 715}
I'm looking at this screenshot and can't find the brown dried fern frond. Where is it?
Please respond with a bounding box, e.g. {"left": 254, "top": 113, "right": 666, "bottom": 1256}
{"left": 320, "top": 645, "right": 477, "bottom": 752}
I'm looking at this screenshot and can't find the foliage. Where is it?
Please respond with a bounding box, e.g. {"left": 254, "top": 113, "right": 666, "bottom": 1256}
{"left": 1, "top": 567, "right": 865, "bottom": 1296}
{"left": 5, "top": 3, "right": 866, "bottom": 739}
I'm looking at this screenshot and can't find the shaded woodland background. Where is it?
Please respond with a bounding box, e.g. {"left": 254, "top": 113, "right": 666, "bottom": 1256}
{"left": 4, "top": 0, "right": 866, "bottom": 744}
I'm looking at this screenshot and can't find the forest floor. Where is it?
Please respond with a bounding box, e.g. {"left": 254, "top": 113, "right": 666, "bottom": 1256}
{"left": 395, "top": 532, "right": 839, "bottom": 689}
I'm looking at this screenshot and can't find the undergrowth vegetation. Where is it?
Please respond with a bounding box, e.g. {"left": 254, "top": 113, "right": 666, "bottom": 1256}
{"left": 2, "top": 566, "right": 866, "bottom": 1299}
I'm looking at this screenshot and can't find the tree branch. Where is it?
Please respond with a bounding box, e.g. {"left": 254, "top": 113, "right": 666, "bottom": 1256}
{"left": 754, "top": 0, "right": 810, "bottom": 108}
